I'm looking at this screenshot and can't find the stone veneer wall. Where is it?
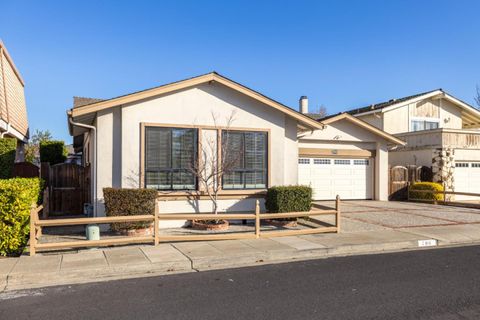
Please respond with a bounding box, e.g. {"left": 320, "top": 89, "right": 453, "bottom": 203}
{"left": 432, "top": 148, "right": 455, "bottom": 199}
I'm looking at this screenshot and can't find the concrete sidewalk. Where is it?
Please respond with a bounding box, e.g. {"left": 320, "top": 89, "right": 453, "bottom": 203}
{"left": 3, "top": 223, "right": 480, "bottom": 292}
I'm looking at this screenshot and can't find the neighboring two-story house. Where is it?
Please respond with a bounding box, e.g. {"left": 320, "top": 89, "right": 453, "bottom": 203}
{"left": 0, "top": 40, "right": 29, "bottom": 159}
{"left": 346, "top": 89, "right": 480, "bottom": 198}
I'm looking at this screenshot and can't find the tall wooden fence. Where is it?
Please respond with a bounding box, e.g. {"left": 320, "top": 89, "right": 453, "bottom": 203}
{"left": 389, "top": 165, "right": 432, "bottom": 200}
{"left": 12, "top": 162, "right": 40, "bottom": 178}
{"left": 41, "top": 163, "right": 90, "bottom": 216}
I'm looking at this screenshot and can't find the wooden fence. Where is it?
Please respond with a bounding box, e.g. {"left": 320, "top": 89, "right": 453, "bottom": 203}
{"left": 407, "top": 184, "right": 480, "bottom": 207}
{"left": 13, "top": 162, "right": 39, "bottom": 178}
{"left": 41, "top": 163, "right": 90, "bottom": 216}
{"left": 29, "top": 197, "right": 341, "bottom": 256}
{"left": 389, "top": 165, "right": 433, "bottom": 200}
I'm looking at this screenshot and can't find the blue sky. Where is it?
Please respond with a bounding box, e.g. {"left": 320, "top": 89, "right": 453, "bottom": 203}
{"left": 1, "top": 0, "right": 479, "bottom": 142}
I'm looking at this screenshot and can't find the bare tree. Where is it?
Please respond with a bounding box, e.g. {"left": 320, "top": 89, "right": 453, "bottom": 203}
{"left": 189, "top": 111, "right": 241, "bottom": 218}
{"left": 475, "top": 85, "right": 480, "bottom": 108}
{"left": 311, "top": 104, "right": 328, "bottom": 118}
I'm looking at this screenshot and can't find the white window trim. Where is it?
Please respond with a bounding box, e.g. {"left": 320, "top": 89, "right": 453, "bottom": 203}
{"left": 410, "top": 117, "right": 440, "bottom": 132}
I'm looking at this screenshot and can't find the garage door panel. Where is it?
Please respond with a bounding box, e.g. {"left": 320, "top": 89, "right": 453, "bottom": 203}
{"left": 454, "top": 162, "right": 480, "bottom": 200}
{"left": 298, "top": 157, "right": 373, "bottom": 200}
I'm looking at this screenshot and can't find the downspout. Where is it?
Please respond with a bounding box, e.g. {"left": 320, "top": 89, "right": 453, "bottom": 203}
{"left": 0, "top": 123, "right": 10, "bottom": 137}
{"left": 69, "top": 117, "right": 97, "bottom": 217}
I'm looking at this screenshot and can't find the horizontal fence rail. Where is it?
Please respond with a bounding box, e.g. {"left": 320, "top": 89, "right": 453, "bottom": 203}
{"left": 407, "top": 183, "right": 480, "bottom": 207}
{"left": 29, "top": 196, "right": 341, "bottom": 255}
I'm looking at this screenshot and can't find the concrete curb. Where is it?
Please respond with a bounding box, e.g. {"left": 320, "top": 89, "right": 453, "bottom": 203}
{"left": 0, "top": 237, "right": 443, "bottom": 292}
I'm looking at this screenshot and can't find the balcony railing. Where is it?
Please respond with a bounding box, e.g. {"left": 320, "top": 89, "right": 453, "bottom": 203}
{"left": 395, "top": 128, "right": 480, "bottom": 149}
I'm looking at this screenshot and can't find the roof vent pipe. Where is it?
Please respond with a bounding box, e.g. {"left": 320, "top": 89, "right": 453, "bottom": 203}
{"left": 299, "top": 96, "right": 308, "bottom": 114}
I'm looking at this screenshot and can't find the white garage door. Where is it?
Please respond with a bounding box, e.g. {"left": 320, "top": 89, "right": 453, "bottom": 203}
{"left": 298, "top": 157, "right": 374, "bottom": 200}
{"left": 454, "top": 162, "right": 480, "bottom": 200}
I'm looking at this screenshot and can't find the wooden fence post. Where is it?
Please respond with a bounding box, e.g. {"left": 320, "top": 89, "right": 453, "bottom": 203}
{"left": 443, "top": 181, "right": 447, "bottom": 204}
{"left": 29, "top": 206, "right": 37, "bottom": 256}
{"left": 407, "top": 181, "right": 410, "bottom": 201}
{"left": 255, "top": 200, "right": 260, "bottom": 238}
{"left": 335, "top": 195, "right": 341, "bottom": 233}
{"left": 42, "top": 187, "right": 49, "bottom": 219}
{"left": 154, "top": 201, "right": 159, "bottom": 246}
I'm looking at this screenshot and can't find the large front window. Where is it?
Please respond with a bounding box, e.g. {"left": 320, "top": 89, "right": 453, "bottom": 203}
{"left": 411, "top": 119, "right": 439, "bottom": 131}
{"left": 145, "top": 127, "right": 197, "bottom": 190}
{"left": 222, "top": 131, "right": 267, "bottom": 189}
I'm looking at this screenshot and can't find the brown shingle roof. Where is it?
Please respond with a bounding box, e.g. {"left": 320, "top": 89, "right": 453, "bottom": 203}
{"left": 73, "top": 96, "right": 104, "bottom": 108}
{"left": 346, "top": 89, "right": 442, "bottom": 116}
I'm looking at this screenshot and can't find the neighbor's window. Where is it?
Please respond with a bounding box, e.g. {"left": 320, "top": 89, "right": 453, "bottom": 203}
{"left": 145, "top": 127, "right": 197, "bottom": 190}
{"left": 411, "top": 119, "right": 439, "bottom": 131}
{"left": 222, "top": 131, "right": 267, "bottom": 189}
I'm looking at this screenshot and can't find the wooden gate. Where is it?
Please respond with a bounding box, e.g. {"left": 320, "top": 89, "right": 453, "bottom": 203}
{"left": 389, "top": 165, "right": 433, "bottom": 200}
{"left": 389, "top": 166, "right": 409, "bottom": 200}
{"left": 42, "top": 163, "right": 90, "bottom": 216}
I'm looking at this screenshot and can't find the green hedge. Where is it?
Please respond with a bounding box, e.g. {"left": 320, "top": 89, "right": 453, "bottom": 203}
{"left": 0, "top": 138, "right": 17, "bottom": 179}
{"left": 409, "top": 182, "right": 444, "bottom": 201}
{"left": 0, "top": 178, "right": 42, "bottom": 256}
{"left": 265, "top": 185, "right": 312, "bottom": 214}
{"left": 39, "top": 140, "right": 67, "bottom": 165}
{"left": 103, "top": 188, "right": 157, "bottom": 231}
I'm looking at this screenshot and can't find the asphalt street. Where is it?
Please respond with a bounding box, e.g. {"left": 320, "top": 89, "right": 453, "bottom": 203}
{"left": 2, "top": 245, "right": 480, "bottom": 320}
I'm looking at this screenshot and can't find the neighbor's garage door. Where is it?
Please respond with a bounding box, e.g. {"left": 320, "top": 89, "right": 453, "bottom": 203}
{"left": 454, "top": 162, "right": 480, "bottom": 200}
{"left": 298, "top": 158, "right": 374, "bottom": 200}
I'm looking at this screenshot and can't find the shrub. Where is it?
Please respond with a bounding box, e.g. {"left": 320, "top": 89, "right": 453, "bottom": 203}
{"left": 103, "top": 188, "right": 157, "bottom": 231}
{"left": 409, "top": 182, "right": 444, "bottom": 202}
{"left": 0, "top": 178, "right": 42, "bottom": 256}
{"left": 265, "top": 185, "right": 312, "bottom": 214}
{"left": 39, "top": 140, "right": 67, "bottom": 165}
{"left": 0, "top": 138, "right": 17, "bottom": 179}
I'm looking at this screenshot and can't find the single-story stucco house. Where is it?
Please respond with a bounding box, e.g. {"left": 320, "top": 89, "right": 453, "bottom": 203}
{"left": 67, "top": 72, "right": 404, "bottom": 225}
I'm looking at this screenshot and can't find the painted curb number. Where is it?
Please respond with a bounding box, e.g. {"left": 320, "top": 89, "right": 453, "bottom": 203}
{"left": 418, "top": 239, "right": 437, "bottom": 247}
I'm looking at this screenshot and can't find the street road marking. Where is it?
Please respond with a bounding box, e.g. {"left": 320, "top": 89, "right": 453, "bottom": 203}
{"left": 418, "top": 239, "right": 437, "bottom": 247}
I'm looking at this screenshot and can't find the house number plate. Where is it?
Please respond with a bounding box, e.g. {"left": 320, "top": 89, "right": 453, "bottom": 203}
{"left": 418, "top": 239, "right": 437, "bottom": 247}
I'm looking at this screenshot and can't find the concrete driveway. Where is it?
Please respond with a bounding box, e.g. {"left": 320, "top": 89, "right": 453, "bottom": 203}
{"left": 314, "top": 200, "right": 480, "bottom": 233}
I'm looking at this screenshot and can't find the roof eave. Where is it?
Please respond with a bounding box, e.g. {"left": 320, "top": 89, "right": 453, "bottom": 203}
{"left": 69, "top": 72, "right": 323, "bottom": 131}
{"left": 321, "top": 113, "right": 406, "bottom": 146}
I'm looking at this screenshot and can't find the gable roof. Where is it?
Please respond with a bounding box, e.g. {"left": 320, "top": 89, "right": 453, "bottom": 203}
{"left": 347, "top": 89, "right": 440, "bottom": 116}
{"left": 345, "top": 89, "right": 480, "bottom": 128}
{"left": 319, "top": 113, "right": 406, "bottom": 145}
{"left": 68, "top": 72, "right": 323, "bottom": 131}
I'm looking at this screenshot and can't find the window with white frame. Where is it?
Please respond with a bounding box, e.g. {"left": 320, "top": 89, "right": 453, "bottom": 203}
{"left": 411, "top": 118, "right": 439, "bottom": 132}
{"left": 298, "top": 158, "right": 310, "bottom": 164}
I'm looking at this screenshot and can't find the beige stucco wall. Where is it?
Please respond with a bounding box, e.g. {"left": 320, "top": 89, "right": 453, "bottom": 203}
{"left": 299, "top": 119, "right": 390, "bottom": 201}
{"left": 94, "top": 82, "right": 298, "bottom": 220}
{"left": 388, "top": 149, "right": 433, "bottom": 167}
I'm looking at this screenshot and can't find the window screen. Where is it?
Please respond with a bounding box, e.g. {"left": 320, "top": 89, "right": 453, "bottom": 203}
{"left": 222, "top": 131, "right": 267, "bottom": 189}
{"left": 145, "top": 127, "right": 197, "bottom": 190}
